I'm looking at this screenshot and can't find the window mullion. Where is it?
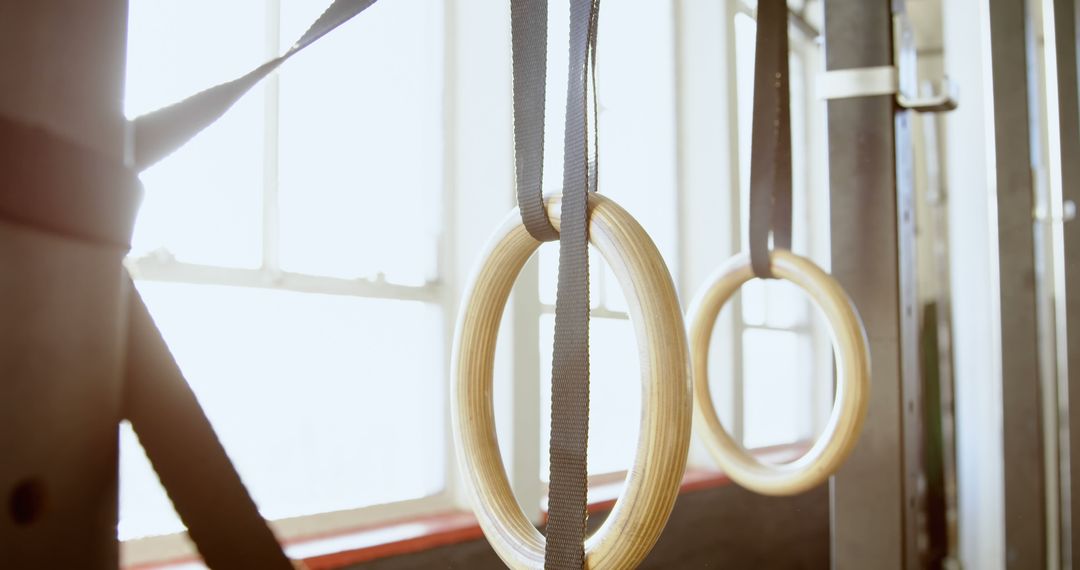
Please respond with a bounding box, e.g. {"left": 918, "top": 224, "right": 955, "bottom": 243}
{"left": 262, "top": 0, "right": 282, "bottom": 274}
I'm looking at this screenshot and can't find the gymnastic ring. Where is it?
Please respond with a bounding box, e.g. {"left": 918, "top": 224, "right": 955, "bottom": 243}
{"left": 688, "top": 250, "right": 870, "bottom": 496}
{"left": 452, "top": 193, "right": 692, "bottom": 569}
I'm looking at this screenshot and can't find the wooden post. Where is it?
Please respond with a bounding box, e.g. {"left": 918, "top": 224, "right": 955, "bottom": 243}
{"left": 0, "top": 2, "right": 130, "bottom": 567}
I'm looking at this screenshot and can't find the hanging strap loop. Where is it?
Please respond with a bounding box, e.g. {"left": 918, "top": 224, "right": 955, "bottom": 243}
{"left": 546, "top": 0, "right": 600, "bottom": 567}
{"left": 748, "top": 0, "right": 792, "bottom": 279}
{"left": 508, "top": 0, "right": 601, "bottom": 567}
{"left": 511, "top": 0, "right": 559, "bottom": 242}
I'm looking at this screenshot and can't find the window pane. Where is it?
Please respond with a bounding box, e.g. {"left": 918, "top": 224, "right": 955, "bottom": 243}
{"left": 119, "top": 282, "right": 445, "bottom": 540}
{"left": 125, "top": 0, "right": 266, "bottom": 268}
{"left": 539, "top": 316, "right": 641, "bottom": 480}
{"left": 539, "top": 0, "right": 679, "bottom": 293}
{"left": 741, "top": 279, "right": 767, "bottom": 326}
{"left": 119, "top": 423, "right": 182, "bottom": 539}
{"left": 277, "top": 0, "right": 443, "bottom": 285}
{"left": 742, "top": 329, "right": 812, "bottom": 448}
{"left": 735, "top": 12, "right": 756, "bottom": 249}
{"left": 538, "top": 244, "right": 607, "bottom": 308}
{"left": 742, "top": 278, "right": 811, "bottom": 329}
{"left": 592, "top": 0, "right": 679, "bottom": 270}
{"left": 789, "top": 52, "right": 811, "bottom": 254}
{"left": 765, "top": 279, "right": 811, "bottom": 329}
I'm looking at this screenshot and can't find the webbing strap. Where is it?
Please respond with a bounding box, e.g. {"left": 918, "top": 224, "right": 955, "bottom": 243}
{"left": 511, "top": 1, "right": 600, "bottom": 567}
{"left": 124, "top": 283, "right": 294, "bottom": 569}
{"left": 123, "top": 2, "right": 383, "bottom": 567}
{"left": 748, "top": 0, "right": 792, "bottom": 279}
{"left": 511, "top": 0, "right": 558, "bottom": 242}
{"left": 548, "top": 0, "right": 600, "bottom": 567}
{"left": 132, "top": 0, "right": 379, "bottom": 171}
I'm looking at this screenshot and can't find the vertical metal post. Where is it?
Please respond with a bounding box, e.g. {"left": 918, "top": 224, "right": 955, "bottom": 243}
{"left": 0, "top": 1, "right": 130, "bottom": 568}
{"left": 823, "top": 0, "right": 918, "bottom": 568}
{"left": 895, "top": 7, "right": 929, "bottom": 567}
{"left": 1045, "top": 0, "right": 1080, "bottom": 564}
{"left": 986, "top": 0, "right": 1050, "bottom": 567}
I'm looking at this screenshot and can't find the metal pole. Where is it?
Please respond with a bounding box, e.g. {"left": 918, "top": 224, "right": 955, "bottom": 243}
{"left": 1044, "top": 0, "right": 1080, "bottom": 564}
{"left": 986, "top": 0, "right": 1050, "bottom": 566}
{"left": 0, "top": 1, "right": 130, "bottom": 567}
{"left": 823, "top": 0, "right": 917, "bottom": 568}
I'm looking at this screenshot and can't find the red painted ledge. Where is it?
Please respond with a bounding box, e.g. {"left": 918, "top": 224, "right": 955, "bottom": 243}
{"left": 134, "top": 442, "right": 810, "bottom": 569}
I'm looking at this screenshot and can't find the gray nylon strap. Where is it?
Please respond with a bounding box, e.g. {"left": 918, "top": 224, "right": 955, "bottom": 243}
{"left": 132, "top": 0, "right": 379, "bottom": 171}
{"left": 748, "top": 0, "right": 792, "bottom": 278}
{"left": 124, "top": 284, "right": 295, "bottom": 569}
{"left": 548, "top": 0, "right": 599, "bottom": 568}
{"left": 512, "top": 0, "right": 559, "bottom": 242}
{"left": 511, "top": 1, "right": 599, "bottom": 567}
{"left": 511, "top": 0, "right": 600, "bottom": 243}
{"left": 123, "top": 2, "right": 383, "bottom": 567}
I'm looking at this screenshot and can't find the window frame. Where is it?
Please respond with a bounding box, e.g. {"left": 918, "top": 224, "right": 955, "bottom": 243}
{"left": 725, "top": 0, "right": 834, "bottom": 450}
{"left": 121, "top": 0, "right": 454, "bottom": 565}
{"left": 120, "top": 0, "right": 833, "bottom": 566}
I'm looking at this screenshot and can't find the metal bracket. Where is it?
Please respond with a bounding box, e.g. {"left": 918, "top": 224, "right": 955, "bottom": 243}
{"left": 898, "top": 78, "right": 959, "bottom": 113}
{"left": 817, "top": 66, "right": 958, "bottom": 113}
{"left": 817, "top": 65, "right": 898, "bottom": 100}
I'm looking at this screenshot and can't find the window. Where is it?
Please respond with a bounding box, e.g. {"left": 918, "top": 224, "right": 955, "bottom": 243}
{"left": 118, "top": 0, "right": 834, "bottom": 565}
{"left": 120, "top": 0, "right": 447, "bottom": 559}
{"left": 730, "top": 6, "right": 832, "bottom": 449}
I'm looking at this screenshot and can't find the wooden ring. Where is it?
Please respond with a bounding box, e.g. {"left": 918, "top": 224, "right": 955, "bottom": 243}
{"left": 452, "top": 193, "right": 692, "bottom": 569}
{"left": 688, "top": 250, "right": 870, "bottom": 496}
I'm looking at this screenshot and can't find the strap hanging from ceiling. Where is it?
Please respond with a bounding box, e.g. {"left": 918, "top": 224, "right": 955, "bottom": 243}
{"left": 511, "top": 0, "right": 558, "bottom": 242}
{"left": 122, "top": 2, "right": 388, "bottom": 568}
{"left": 132, "top": 0, "right": 379, "bottom": 171}
{"left": 510, "top": 0, "right": 601, "bottom": 567}
{"left": 748, "top": 0, "right": 793, "bottom": 278}
{"left": 124, "top": 286, "right": 297, "bottom": 570}
{"left": 545, "top": 2, "right": 598, "bottom": 567}
{"left": 686, "top": 0, "right": 871, "bottom": 497}
{"left": 511, "top": 0, "right": 601, "bottom": 243}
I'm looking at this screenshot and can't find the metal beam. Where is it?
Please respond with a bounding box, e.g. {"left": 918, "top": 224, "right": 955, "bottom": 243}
{"left": 823, "top": 0, "right": 915, "bottom": 568}
{"left": 986, "top": 0, "right": 1049, "bottom": 567}
{"left": 1045, "top": 0, "right": 1080, "bottom": 565}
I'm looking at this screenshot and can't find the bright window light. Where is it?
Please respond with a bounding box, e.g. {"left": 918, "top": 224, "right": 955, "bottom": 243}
{"left": 125, "top": 0, "right": 268, "bottom": 268}
{"left": 741, "top": 329, "right": 812, "bottom": 448}
{"left": 120, "top": 0, "right": 445, "bottom": 542}
{"left": 733, "top": 11, "right": 822, "bottom": 449}
{"left": 539, "top": 314, "right": 642, "bottom": 482}
{"left": 276, "top": 1, "right": 442, "bottom": 285}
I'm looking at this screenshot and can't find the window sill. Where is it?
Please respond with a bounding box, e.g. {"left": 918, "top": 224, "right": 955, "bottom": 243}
{"left": 132, "top": 442, "right": 809, "bottom": 570}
